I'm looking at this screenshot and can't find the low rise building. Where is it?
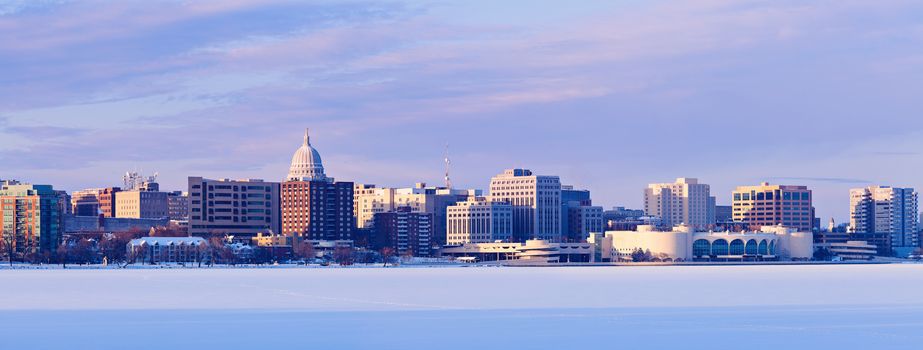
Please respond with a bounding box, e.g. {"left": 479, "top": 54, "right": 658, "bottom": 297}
{"left": 440, "top": 240, "right": 592, "bottom": 264}
{"left": 126, "top": 236, "right": 207, "bottom": 264}
{"left": 829, "top": 241, "right": 877, "bottom": 261}
{"left": 594, "top": 225, "right": 814, "bottom": 262}
{"left": 63, "top": 215, "right": 170, "bottom": 236}
{"left": 446, "top": 197, "right": 512, "bottom": 245}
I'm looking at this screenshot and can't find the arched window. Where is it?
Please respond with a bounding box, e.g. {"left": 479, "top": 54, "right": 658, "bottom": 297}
{"left": 693, "top": 239, "right": 711, "bottom": 257}
{"left": 769, "top": 240, "right": 776, "bottom": 255}
{"left": 730, "top": 239, "right": 745, "bottom": 255}
{"left": 758, "top": 240, "right": 768, "bottom": 255}
{"left": 712, "top": 239, "right": 729, "bottom": 256}
{"left": 745, "top": 239, "right": 758, "bottom": 255}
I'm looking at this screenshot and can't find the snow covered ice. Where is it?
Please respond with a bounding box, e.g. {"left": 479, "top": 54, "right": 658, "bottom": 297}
{"left": 1, "top": 264, "right": 922, "bottom": 349}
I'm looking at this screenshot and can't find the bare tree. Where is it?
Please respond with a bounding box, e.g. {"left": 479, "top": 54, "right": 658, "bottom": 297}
{"left": 56, "top": 242, "right": 70, "bottom": 268}
{"left": 292, "top": 241, "right": 316, "bottom": 264}
{"left": 333, "top": 246, "right": 354, "bottom": 266}
{"left": 1, "top": 230, "right": 14, "bottom": 267}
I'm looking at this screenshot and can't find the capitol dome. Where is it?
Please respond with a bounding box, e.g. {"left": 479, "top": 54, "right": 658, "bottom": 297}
{"left": 287, "top": 129, "right": 327, "bottom": 182}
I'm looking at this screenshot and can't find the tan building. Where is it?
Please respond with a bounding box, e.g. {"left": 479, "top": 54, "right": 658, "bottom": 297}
{"left": 115, "top": 189, "right": 168, "bottom": 219}
{"left": 644, "top": 178, "right": 714, "bottom": 229}
{"left": 732, "top": 182, "right": 814, "bottom": 232}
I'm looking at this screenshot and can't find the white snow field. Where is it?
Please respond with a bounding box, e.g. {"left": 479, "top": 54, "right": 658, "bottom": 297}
{"left": 1, "top": 264, "right": 922, "bottom": 349}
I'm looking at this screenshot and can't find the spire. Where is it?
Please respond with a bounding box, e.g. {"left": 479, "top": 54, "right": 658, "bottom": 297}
{"left": 303, "top": 128, "right": 310, "bottom": 146}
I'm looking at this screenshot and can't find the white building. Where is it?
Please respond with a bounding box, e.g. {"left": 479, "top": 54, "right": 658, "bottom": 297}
{"left": 596, "top": 225, "right": 813, "bottom": 262}
{"left": 829, "top": 241, "right": 877, "bottom": 261}
{"left": 644, "top": 178, "right": 715, "bottom": 229}
{"left": 848, "top": 186, "right": 919, "bottom": 249}
{"left": 440, "top": 240, "right": 593, "bottom": 264}
{"left": 127, "top": 237, "right": 207, "bottom": 264}
{"left": 489, "top": 169, "right": 562, "bottom": 242}
{"left": 446, "top": 197, "right": 513, "bottom": 245}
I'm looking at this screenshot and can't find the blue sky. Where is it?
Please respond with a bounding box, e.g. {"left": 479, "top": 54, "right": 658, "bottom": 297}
{"left": 2, "top": 0, "right": 923, "bottom": 223}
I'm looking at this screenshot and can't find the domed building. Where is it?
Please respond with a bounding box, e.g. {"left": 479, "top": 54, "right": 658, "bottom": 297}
{"left": 281, "top": 129, "right": 355, "bottom": 242}
{"left": 287, "top": 129, "right": 328, "bottom": 182}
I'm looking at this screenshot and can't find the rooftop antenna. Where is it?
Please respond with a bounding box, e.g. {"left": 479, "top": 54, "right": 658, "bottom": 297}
{"left": 444, "top": 143, "right": 452, "bottom": 189}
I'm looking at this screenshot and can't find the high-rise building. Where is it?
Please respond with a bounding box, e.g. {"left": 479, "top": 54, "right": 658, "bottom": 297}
{"left": 849, "top": 186, "right": 919, "bottom": 250}
{"left": 644, "top": 178, "right": 715, "bottom": 229}
{"left": 281, "top": 129, "right": 354, "bottom": 242}
{"left": 115, "top": 181, "right": 168, "bottom": 219}
{"left": 489, "top": 169, "right": 562, "bottom": 242}
{"left": 353, "top": 182, "right": 478, "bottom": 246}
{"left": 446, "top": 197, "right": 513, "bottom": 245}
{"left": 373, "top": 206, "right": 434, "bottom": 257}
{"left": 187, "top": 177, "right": 281, "bottom": 241}
{"left": 732, "top": 182, "right": 814, "bottom": 232}
{"left": 167, "top": 191, "right": 189, "bottom": 221}
{"left": 0, "top": 182, "right": 63, "bottom": 253}
{"left": 561, "top": 185, "right": 603, "bottom": 242}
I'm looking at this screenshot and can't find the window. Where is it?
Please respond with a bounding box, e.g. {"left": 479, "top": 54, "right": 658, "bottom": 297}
{"left": 729, "top": 239, "right": 745, "bottom": 255}
{"left": 745, "top": 239, "right": 758, "bottom": 255}
{"left": 693, "top": 240, "right": 711, "bottom": 257}
{"left": 712, "top": 239, "right": 729, "bottom": 255}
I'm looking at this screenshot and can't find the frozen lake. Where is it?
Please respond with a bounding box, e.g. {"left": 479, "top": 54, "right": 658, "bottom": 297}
{"left": 2, "top": 264, "right": 922, "bottom": 349}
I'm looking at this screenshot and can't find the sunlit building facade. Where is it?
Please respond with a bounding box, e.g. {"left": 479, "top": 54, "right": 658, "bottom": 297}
{"left": 489, "top": 169, "right": 561, "bottom": 242}
{"left": 644, "top": 178, "right": 714, "bottom": 229}
{"left": 732, "top": 182, "right": 814, "bottom": 232}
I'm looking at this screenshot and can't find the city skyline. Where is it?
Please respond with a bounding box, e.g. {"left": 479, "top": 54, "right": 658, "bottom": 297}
{"left": 4, "top": 1, "right": 923, "bottom": 223}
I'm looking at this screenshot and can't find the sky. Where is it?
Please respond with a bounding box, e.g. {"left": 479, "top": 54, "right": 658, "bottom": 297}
{"left": 2, "top": 0, "right": 923, "bottom": 223}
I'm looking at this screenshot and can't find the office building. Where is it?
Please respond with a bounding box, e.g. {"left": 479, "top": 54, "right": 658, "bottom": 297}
{"left": 167, "top": 191, "right": 190, "bottom": 221}
{"left": 188, "top": 177, "right": 281, "bottom": 241}
{"left": 644, "top": 178, "right": 715, "bottom": 229}
{"left": 489, "top": 168, "right": 562, "bottom": 242}
{"left": 115, "top": 183, "right": 168, "bottom": 219}
{"left": 561, "top": 185, "right": 604, "bottom": 242}
{"left": 98, "top": 187, "right": 121, "bottom": 218}
{"left": 0, "top": 182, "right": 63, "bottom": 253}
{"left": 354, "top": 183, "right": 478, "bottom": 245}
{"left": 281, "top": 129, "right": 354, "bottom": 242}
{"left": 446, "top": 197, "right": 513, "bottom": 245}
{"left": 71, "top": 189, "right": 103, "bottom": 216}
{"left": 848, "top": 186, "right": 919, "bottom": 250}
{"left": 732, "top": 182, "right": 814, "bottom": 232}
{"left": 373, "top": 207, "right": 433, "bottom": 257}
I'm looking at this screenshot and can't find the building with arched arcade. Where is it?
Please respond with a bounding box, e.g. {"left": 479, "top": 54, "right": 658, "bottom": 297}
{"left": 597, "top": 224, "right": 813, "bottom": 262}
